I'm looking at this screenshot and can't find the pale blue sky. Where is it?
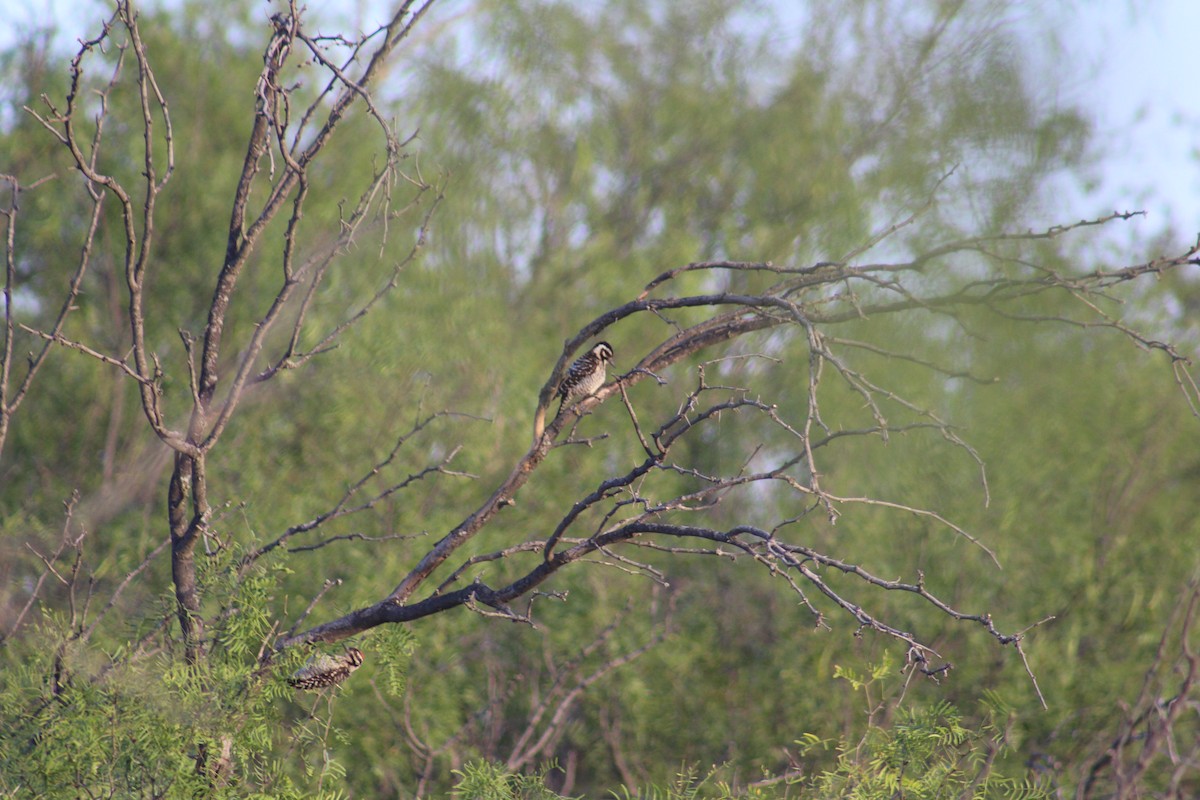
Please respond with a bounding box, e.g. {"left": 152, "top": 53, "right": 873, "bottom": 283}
{"left": 1062, "top": 0, "right": 1200, "bottom": 239}
{"left": 3, "top": 1, "right": 1197, "bottom": 245}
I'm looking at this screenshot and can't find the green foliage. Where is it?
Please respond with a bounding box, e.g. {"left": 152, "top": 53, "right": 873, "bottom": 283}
{"left": 606, "top": 761, "right": 804, "bottom": 800}
{"left": 370, "top": 621, "right": 418, "bottom": 698}
{"left": 799, "top": 702, "right": 1049, "bottom": 800}
{"left": 0, "top": 546, "right": 361, "bottom": 798}
{"left": 460, "top": 691, "right": 1049, "bottom": 800}
{"left": 768, "top": 662, "right": 1050, "bottom": 800}
{"left": 453, "top": 760, "right": 578, "bottom": 800}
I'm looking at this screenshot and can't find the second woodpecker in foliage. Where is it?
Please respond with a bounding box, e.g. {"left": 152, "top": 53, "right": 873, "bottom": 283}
{"left": 286, "top": 648, "right": 365, "bottom": 690}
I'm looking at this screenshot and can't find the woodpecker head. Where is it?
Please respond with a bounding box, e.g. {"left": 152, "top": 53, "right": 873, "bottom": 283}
{"left": 345, "top": 647, "right": 365, "bottom": 667}
{"left": 592, "top": 341, "right": 614, "bottom": 364}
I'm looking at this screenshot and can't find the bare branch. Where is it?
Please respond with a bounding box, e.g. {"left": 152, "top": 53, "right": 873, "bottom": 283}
{"left": 78, "top": 536, "right": 171, "bottom": 645}
{"left": 1, "top": 493, "right": 82, "bottom": 645}
{"left": 287, "top": 531, "right": 429, "bottom": 555}
{"left": 243, "top": 411, "right": 477, "bottom": 567}
{"left": 18, "top": 324, "right": 155, "bottom": 386}
{"left": 1, "top": 172, "right": 79, "bottom": 459}
{"left": 285, "top": 578, "right": 344, "bottom": 641}
{"left": 253, "top": 181, "right": 444, "bottom": 384}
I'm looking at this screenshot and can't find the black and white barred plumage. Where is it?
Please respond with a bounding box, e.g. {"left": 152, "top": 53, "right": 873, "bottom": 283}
{"left": 556, "top": 342, "right": 614, "bottom": 412}
{"left": 287, "top": 648, "right": 364, "bottom": 690}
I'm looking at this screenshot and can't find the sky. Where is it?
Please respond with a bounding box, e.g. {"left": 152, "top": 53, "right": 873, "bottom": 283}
{"left": 1057, "top": 1, "right": 1200, "bottom": 241}
{"left": 2, "top": 0, "right": 1198, "bottom": 246}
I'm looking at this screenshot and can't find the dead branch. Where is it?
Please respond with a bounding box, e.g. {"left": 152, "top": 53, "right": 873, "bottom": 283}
{"left": 243, "top": 411, "right": 478, "bottom": 567}
{"left": 1077, "top": 573, "right": 1200, "bottom": 799}
{"left": 1, "top": 493, "right": 82, "bottom": 645}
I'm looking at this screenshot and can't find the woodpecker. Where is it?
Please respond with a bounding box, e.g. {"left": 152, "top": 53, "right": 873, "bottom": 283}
{"left": 286, "top": 648, "right": 364, "bottom": 690}
{"left": 556, "top": 341, "right": 614, "bottom": 414}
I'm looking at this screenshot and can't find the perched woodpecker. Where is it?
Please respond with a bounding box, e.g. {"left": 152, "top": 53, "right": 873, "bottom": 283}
{"left": 556, "top": 342, "right": 614, "bottom": 413}
{"left": 286, "top": 648, "right": 364, "bottom": 690}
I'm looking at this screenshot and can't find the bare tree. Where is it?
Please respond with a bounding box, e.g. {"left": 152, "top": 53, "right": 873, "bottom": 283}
{"left": 13, "top": 0, "right": 440, "bottom": 665}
